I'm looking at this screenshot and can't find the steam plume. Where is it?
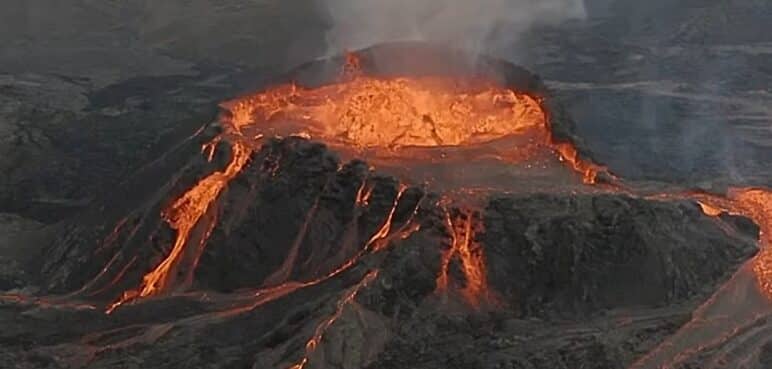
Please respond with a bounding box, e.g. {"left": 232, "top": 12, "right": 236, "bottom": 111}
{"left": 321, "top": 0, "right": 587, "bottom": 55}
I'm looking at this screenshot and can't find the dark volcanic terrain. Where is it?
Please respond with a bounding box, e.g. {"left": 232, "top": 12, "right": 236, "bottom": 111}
{"left": 0, "top": 1, "right": 771, "bottom": 369}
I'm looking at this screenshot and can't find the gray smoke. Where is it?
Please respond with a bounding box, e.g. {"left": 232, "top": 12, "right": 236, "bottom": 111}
{"left": 322, "top": 0, "right": 587, "bottom": 55}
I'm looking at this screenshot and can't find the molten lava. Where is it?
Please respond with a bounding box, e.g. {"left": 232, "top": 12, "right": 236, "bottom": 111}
{"left": 436, "top": 208, "right": 489, "bottom": 305}
{"left": 288, "top": 270, "right": 379, "bottom": 369}
{"left": 221, "top": 58, "right": 604, "bottom": 183}
{"left": 691, "top": 188, "right": 772, "bottom": 298}
{"left": 109, "top": 142, "right": 252, "bottom": 312}
{"left": 226, "top": 77, "right": 545, "bottom": 149}
{"left": 105, "top": 51, "right": 605, "bottom": 312}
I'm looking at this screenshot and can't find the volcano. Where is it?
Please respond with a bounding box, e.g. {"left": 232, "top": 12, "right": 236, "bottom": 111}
{"left": 1, "top": 42, "right": 769, "bottom": 369}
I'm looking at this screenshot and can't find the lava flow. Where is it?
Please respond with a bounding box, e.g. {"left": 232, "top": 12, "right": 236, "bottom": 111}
{"left": 103, "top": 49, "right": 607, "bottom": 313}
{"left": 627, "top": 187, "right": 772, "bottom": 369}
{"left": 287, "top": 270, "right": 379, "bottom": 369}
{"left": 108, "top": 142, "right": 252, "bottom": 312}
{"left": 436, "top": 207, "right": 489, "bottom": 305}
{"left": 691, "top": 188, "right": 772, "bottom": 297}
{"left": 221, "top": 53, "right": 605, "bottom": 184}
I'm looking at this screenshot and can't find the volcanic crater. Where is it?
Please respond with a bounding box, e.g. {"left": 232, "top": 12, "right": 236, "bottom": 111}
{"left": 2, "top": 42, "right": 769, "bottom": 369}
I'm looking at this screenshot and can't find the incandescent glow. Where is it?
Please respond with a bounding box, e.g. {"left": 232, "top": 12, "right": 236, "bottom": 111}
{"left": 224, "top": 77, "right": 545, "bottom": 149}
{"left": 108, "top": 142, "right": 252, "bottom": 312}
{"left": 288, "top": 270, "right": 379, "bottom": 369}
{"left": 221, "top": 56, "right": 605, "bottom": 183}
{"left": 435, "top": 208, "right": 489, "bottom": 305}
{"left": 103, "top": 50, "right": 605, "bottom": 313}
{"left": 692, "top": 188, "right": 772, "bottom": 298}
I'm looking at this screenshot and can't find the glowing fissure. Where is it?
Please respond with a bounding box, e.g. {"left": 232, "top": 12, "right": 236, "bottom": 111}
{"left": 435, "top": 207, "right": 489, "bottom": 305}
{"left": 95, "top": 217, "right": 128, "bottom": 254}
{"left": 312, "top": 185, "right": 410, "bottom": 282}
{"left": 183, "top": 216, "right": 218, "bottom": 288}
{"left": 70, "top": 217, "right": 145, "bottom": 299}
{"left": 109, "top": 142, "right": 252, "bottom": 312}
{"left": 287, "top": 270, "right": 379, "bottom": 369}
{"left": 435, "top": 209, "right": 456, "bottom": 293}
{"left": 87, "top": 256, "right": 139, "bottom": 298}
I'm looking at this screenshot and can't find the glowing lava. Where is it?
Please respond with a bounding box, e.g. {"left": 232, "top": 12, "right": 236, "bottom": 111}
{"left": 691, "top": 188, "right": 772, "bottom": 298}
{"left": 226, "top": 77, "right": 545, "bottom": 148}
{"left": 221, "top": 56, "right": 605, "bottom": 183}
{"left": 436, "top": 207, "right": 489, "bottom": 305}
{"left": 109, "top": 142, "right": 252, "bottom": 312}
{"left": 105, "top": 50, "right": 605, "bottom": 312}
{"left": 287, "top": 270, "right": 379, "bottom": 369}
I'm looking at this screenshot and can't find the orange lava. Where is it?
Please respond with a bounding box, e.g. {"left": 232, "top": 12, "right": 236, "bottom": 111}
{"left": 221, "top": 55, "right": 603, "bottom": 183}
{"left": 691, "top": 188, "right": 772, "bottom": 298}
{"left": 103, "top": 50, "right": 603, "bottom": 312}
{"left": 366, "top": 185, "right": 407, "bottom": 252}
{"left": 436, "top": 208, "right": 489, "bottom": 305}
{"left": 108, "top": 142, "right": 252, "bottom": 312}
{"left": 554, "top": 142, "right": 608, "bottom": 184}
{"left": 224, "top": 77, "right": 546, "bottom": 148}
{"left": 288, "top": 270, "right": 379, "bottom": 369}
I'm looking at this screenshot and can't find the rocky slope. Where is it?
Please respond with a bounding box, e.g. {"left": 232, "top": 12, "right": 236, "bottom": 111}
{"left": 0, "top": 137, "right": 760, "bottom": 369}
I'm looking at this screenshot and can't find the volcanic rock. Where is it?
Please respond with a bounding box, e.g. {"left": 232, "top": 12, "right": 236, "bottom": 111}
{"left": 483, "top": 194, "right": 758, "bottom": 317}
{"left": 10, "top": 132, "right": 756, "bottom": 368}
{"left": 0, "top": 36, "right": 767, "bottom": 369}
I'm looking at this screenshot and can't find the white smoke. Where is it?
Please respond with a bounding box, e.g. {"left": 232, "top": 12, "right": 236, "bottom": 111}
{"left": 322, "top": 0, "right": 588, "bottom": 55}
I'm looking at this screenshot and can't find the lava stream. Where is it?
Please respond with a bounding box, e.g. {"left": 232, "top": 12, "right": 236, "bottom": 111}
{"left": 209, "top": 184, "right": 421, "bottom": 319}
{"left": 553, "top": 141, "right": 609, "bottom": 184}
{"left": 435, "top": 207, "right": 489, "bottom": 305}
{"left": 629, "top": 187, "right": 772, "bottom": 369}
{"left": 287, "top": 270, "right": 379, "bottom": 369}
{"left": 108, "top": 142, "right": 252, "bottom": 312}
{"left": 690, "top": 188, "right": 772, "bottom": 297}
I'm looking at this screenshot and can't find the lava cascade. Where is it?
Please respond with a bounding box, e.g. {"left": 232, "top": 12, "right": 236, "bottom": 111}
{"left": 108, "top": 142, "right": 251, "bottom": 311}
{"left": 435, "top": 207, "right": 489, "bottom": 304}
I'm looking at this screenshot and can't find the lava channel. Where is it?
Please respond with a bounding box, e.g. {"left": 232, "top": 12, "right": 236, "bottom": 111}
{"left": 108, "top": 142, "right": 252, "bottom": 312}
